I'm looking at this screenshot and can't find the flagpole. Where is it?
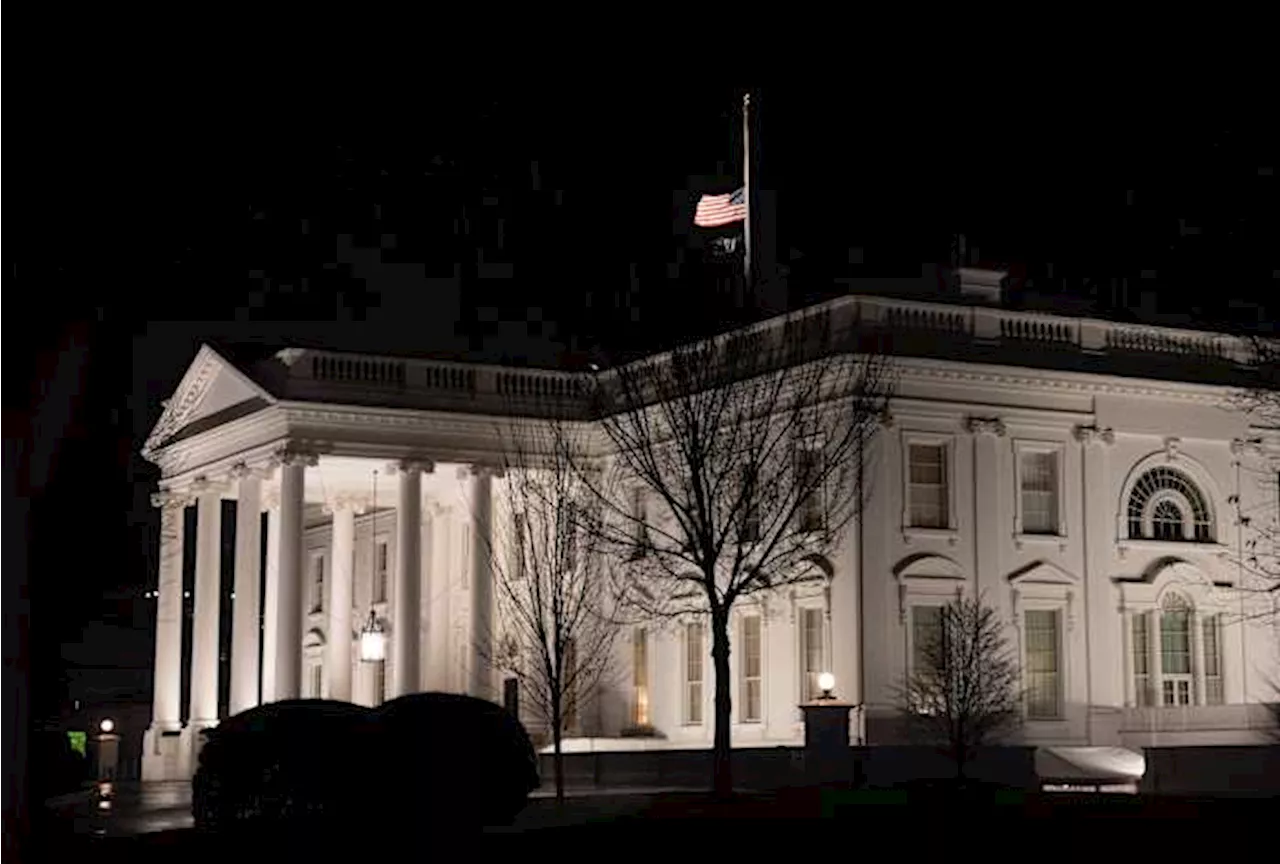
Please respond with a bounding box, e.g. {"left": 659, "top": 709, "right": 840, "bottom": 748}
{"left": 742, "top": 90, "right": 753, "bottom": 292}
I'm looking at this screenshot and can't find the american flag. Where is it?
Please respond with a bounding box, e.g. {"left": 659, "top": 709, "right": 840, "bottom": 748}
{"left": 694, "top": 187, "right": 746, "bottom": 228}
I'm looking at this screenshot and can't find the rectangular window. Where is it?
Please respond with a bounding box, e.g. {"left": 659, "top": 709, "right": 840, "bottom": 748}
{"left": 373, "top": 659, "right": 386, "bottom": 705}
{"left": 800, "top": 608, "right": 825, "bottom": 702}
{"left": 908, "top": 444, "right": 948, "bottom": 529}
{"left": 1203, "top": 614, "right": 1223, "bottom": 706}
{"left": 1025, "top": 609, "right": 1061, "bottom": 718}
{"left": 740, "top": 615, "right": 762, "bottom": 722}
{"left": 1160, "top": 607, "right": 1193, "bottom": 706}
{"left": 1020, "top": 451, "right": 1059, "bottom": 535}
{"left": 1132, "top": 613, "right": 1152, "bottom": 707}
{"left": 311, "top": 555, "right": 325, "bottom": 613}
{"left": 374, "top": 540, "right": 388, "bottom": 603}
{"left": 795, "top": 448, "right": 825, "bottom": 533}
{"left": 684, "top": 622, "right": 704, "bottom": 724}
{"left": 311, "top": 664, "right": 323, "bottom": 699}
{"left": 632, "top": 628, "right": 650, "bottom": 726}
{"left": 911, "top": 605, "right": 943, "bottom": 675}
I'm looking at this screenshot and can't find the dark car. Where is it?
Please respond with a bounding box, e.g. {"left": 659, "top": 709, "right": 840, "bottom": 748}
{"left": 192, "top": 699, "right": 375, "bottom": 836}
{"left": 373, "top": 692, "right": 540, "bottom": 830}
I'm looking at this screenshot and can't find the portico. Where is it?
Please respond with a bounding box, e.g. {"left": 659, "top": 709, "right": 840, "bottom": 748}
{"left": 141, "top": 444, "right": 498, "bottom": 781}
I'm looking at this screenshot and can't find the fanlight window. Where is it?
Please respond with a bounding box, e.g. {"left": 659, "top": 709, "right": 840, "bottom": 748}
{"left": 1126, "top": 467, "right": 1212, "bottom": 542}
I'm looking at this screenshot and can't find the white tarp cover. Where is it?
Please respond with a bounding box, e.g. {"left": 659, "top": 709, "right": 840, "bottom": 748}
{"left": 1035, "top": 747, "right": 1146, "bottom": 782}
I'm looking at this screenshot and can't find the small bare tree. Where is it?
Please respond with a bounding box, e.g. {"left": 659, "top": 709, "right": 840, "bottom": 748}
{"left": 576, "top": 308, "right": 893, "bottom": 798}
{"left": 896, "top": 594, "right": 1022, "bottom": 782}
{"left": 482, "top": 421, "right": 620, "bottom": 803}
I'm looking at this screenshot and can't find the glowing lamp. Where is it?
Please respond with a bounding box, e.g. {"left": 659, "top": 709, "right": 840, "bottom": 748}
{"left": 359, "top": 611, "right": 386, "bottom": 662}
{"left": 817, "top": 672, "right": 836, "bottom": 700}
{"left": 99, "top": 718, "right": 115, "bottom": 734}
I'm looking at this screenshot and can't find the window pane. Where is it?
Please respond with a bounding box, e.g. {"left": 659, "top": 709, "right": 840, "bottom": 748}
{"left": 1160, "top": 610, "right": 1191, "bottom": 675}
{"left": 801, "top": 609, "right": 824, "bottom": 701}
{"left": 908, "top": 445, "right": 948, "bottom": 528}
{"left": 685, "top": 622, "right": 703, "bottom": 724}
{"left": 1025, "top": 610, "right": 1060, "bottom": 718}
{"left": 1020, "top": 452, "right": 1058, "bottom": 534}
{"left": 1132, "top": 613, "right": 1151, "bottom": 706}
{"left": 1203, "top": 615, "right": 1223, "bottom": 706}
{"left": 741, "top": 616, "right": 762, "bottom": 722}
{"left": 912, "top": 606, "right": 942, "bottom": 675}
{"left": 633, "top": 628, "right": 649, "bottom": 726}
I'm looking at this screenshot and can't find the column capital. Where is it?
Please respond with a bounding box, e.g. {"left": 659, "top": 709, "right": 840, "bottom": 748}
{"left": 388, "top": 458, "right": 435, "bottom": 475}
{"left": 1073, "top": 424, "right": 1115, "bottom": 446}
{"left": 322, "top": 493, "right": 371, "bottom": 516}
{"left": 965, "top": 416, "right": 1006, "bottom": 437}
{"left": 271, "top": 444, "right": 320, "bottom": 469}
{"left": 229, "top": 461, "right": 273, "bottom": 482}
{"left": 151, "top": 488, "right": 194, "bottom": 510}
{"left": 469, "top": 463, "right": 505, "bottom": 479}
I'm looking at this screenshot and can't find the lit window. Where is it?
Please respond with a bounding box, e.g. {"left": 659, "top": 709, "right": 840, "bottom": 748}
{"left": 684, "top": 622, "right": 704, "bottom": 724}
{"left": 740, "top": 615, "right": 762, "bottom": 722}
{"left": 908, "top": 444, "right": 948, "bottom": 529}
{"left": 1126, "top": 467, "right": 1213, "bottom": 542}
{"left": 800, "top": 608, "right": 825, "bottom": 702}
{"left": 632, "top": 628, "right": 650, "bottom": 726}
{"left": 1159, "top": 595, "right": 1192, "bottom": 706}
{"left": 1020, "top": 451, "right": 1059, "bottom": 535}
{"left": 1025, "top": 609, "right": 1061, "bottom": 719}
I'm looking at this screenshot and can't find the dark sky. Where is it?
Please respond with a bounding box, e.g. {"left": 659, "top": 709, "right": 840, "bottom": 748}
{"left": 8, "top": 82, "right": 1278, "bottom": 721}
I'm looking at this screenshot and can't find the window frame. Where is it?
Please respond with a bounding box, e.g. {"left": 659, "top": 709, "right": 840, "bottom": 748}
{"left": 1013, "top": 439, "right": 1067, "bottom": 541}
{"left": 1023, "top": 607, "right": 1063, "bottom": 720}
{"left": 683, "top": 620, "right": 705, "bottom": 726}
{"left": 739, "top": 613, "right": 763, "bottom": 723}
{"left": 797, "top": 603, "right": 828, "bottom": 704}
{"left": 901, "top": 431, "right": 957, "bottom": 537}
{"left": 309, "top": 551, "right": 326, "bottom": 614}
{"left": 373, "top": 535, "right": 390, "bottom": 604}
{"left": 793, "top": 442, "right": 827, "bottom": 535}
{"left": 632, "top": 626, "right": 650, "bottom": 727}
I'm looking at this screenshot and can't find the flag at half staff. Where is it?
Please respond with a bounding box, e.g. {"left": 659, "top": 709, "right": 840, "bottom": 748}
{"left": 694, "top": 187, "right": 746, "bottom": 228}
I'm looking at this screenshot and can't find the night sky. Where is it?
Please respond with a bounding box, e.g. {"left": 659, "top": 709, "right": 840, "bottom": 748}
{"left": 7, "top": 83, "right": 1278, "bottom": 726}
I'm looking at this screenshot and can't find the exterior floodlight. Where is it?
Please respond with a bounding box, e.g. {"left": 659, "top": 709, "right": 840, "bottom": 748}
{"left": 817, "top": 672, "right": 836, "bottom": 700}
{"left": 360, "top": 610, "right": 386, "bottom": 662}
{"left": 99, "top": 718, "right": 115, "bottom": 734}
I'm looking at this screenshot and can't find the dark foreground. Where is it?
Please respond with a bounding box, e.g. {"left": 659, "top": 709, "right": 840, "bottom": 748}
{"left": 34, "top": 785, "right": 1275, "bottom": 860}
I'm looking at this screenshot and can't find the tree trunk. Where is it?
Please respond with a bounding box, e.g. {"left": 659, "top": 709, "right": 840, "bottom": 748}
{"left": 552, "top": 698, "right": 565, "bottom": 804}
{"left": 711, "top": 612, "right": 733, "bottom": 800}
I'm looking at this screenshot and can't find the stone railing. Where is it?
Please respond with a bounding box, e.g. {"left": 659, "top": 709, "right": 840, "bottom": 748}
{"left": 275, "top": 294, "right": 1257, "bottom": 418}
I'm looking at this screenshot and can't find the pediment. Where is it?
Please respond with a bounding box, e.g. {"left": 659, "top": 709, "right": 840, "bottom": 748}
{"left": 1008, "top": 560, "right": 1079, "bottom": 586}
{"left": 143, "top": 345, "right": 275, "bottom": 456}
{"left": 894, "top": 553, "right": 964, "bottom": 581}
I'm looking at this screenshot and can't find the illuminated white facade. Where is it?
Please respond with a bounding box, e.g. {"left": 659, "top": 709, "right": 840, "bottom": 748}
{"left": 140, "top": 285, "right": 1280, "bottom": 781}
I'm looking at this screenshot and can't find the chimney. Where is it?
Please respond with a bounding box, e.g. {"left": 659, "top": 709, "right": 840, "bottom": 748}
{"left": 957, "top": 267, "right": 1007, "bottom": 305}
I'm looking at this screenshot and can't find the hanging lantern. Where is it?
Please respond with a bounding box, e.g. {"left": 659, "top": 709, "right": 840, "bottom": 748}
{"left": 360, "top": 610, "right": 386, "bottom": 663}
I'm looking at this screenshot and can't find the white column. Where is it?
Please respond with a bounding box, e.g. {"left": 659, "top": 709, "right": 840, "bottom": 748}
{"left": 150, "top": 493, "right": 187, "bottom": 730}
{"left": 968, "top": 419, "right": 1004, "bottom": 601}
{"left": 230, "top": 469, "right": 263, "bottom": 715}
{"left": 189, "top": 486, "right": 223, "bottom": 726}
{"left": 327, "top": 499, "right": 357, "bottom": 702}
{"left": 273, "top": 453, "right": 311, "bottom": 700}
{"left": 260, "top": 499, "right": 281, "bottom": 702}
{"left": 470, "top": 467, "right": 495, "bottom": 700}
{"left": 392, "top": 460, "right": 429, "bottom": 697}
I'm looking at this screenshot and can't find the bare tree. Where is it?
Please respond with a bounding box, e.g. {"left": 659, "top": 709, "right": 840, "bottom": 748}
{"left": 576, "top": 308, "right": 893, "bottom": 798}
{"left": 482, "top": 421, "right": 620, "bottom": 803}
{"left": 896, "top": 594, "right": 1022, "bottom": 782}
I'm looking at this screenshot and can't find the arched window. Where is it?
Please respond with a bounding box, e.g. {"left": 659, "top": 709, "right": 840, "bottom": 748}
{"left": 1126, "top": 467, "right": 1213, "bottom": 542}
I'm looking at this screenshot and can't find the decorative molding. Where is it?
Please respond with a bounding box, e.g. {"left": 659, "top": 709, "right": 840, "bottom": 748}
{"left": 271, "top": 444, "right": 320, "bottom": 469}
{"left": 965, "top": 416, "right": 1006, "bottom": 437}
{"left": 878, "top": 407, "right": 895, "bottom": 429}
{"left": 151, "top": 489, "right": 194, "bottom": 510}
{"left": 189, "top": 474, "right": 231, "bottom": 497}
{"left": 389, "top": 458, "right": 435, "bottom": 476}
{"left": 322, "top": 493, "right": 371, "bottom": 516}
{"left": 143, "top": 347, "right": 222, "bottom": 455}
{"left": 1163, "top": 436, "right": 1182, "bottom": 461}
{"left": 1230, "top": 437, "right": 1265, "bottom": 457}
{"left": 275, "top": 348, "right": 307, "bottom": 367}
{"left": 1072, "top": 424, "right": 1115, "bottom": 446}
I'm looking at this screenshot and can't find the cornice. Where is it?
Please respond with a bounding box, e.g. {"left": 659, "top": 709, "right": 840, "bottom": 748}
{"left": 144, "top": 347, "right": 222, "bottom": 456}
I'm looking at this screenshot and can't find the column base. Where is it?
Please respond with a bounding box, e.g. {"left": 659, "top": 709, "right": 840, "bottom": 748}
{"left": 185, "top": 719, "right": 220, "bottom": 775}
{"left": 141, "top": 724, "right": 188, "bottom": 782}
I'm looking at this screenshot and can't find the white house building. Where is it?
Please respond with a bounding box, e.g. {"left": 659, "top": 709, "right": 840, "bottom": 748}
{"left": 140, "top": 275, "right": 1280, "bottom": 782}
